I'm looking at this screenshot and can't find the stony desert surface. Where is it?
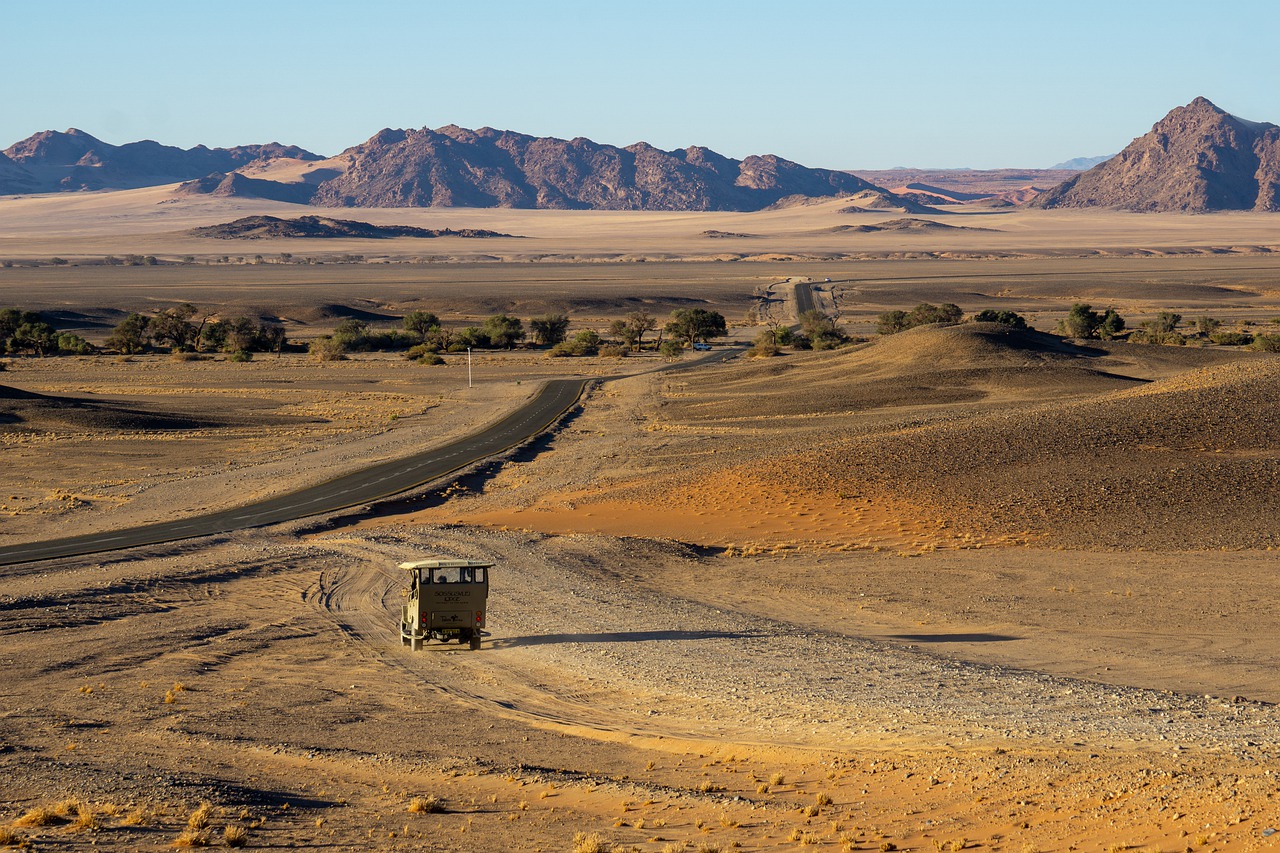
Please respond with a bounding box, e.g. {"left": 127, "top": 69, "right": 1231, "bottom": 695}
{"left": 3, "top": 194, "right": 1280, "bottom": 852}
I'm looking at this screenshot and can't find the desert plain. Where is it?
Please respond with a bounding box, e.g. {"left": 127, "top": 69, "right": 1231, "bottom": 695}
{"left": 3, "top": 191, "right": 1280, "bottom": 853}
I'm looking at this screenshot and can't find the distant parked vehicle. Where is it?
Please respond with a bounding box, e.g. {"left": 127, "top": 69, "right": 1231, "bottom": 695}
{"left": 692, "top": 342, "right": 712, "bottom": 351}
{"left": 400, "top": 558, "right": 491, "bottom": 651}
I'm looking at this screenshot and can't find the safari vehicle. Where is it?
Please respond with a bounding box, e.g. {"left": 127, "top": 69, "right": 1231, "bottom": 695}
{"left": 400, "top": 559, "right": 491, "bottom": 651}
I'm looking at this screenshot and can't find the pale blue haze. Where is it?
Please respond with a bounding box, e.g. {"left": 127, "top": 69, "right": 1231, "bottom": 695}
{"left": 6, "top": 0, "right": 1277, "bottom": 169}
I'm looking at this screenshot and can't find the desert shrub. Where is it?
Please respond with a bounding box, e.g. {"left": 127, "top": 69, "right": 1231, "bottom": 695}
{"left": 907, "top": 302, "right": 963, "bottom": 326}
{"left": 1210, "top": 331, "right": 1253, "bottom": 346}
{"left": 876, "top": 310, "right": 909, "bottom": 335}
{"left": 405, "top": 343, "right": 440, "bottom": 359}
{"left": 223, "top": 824, "right": 248, "bottom": 847}
{"left": 547, "top": 330, "right": 601, "bottom": 357}
{"left": 0, "top": 360, "right": 7, "bottom": 371}
{"left": 1057, "top": 303, "right": 1125, "bottom": 339}
{"left": 1253, "top": 333, "right": 1280, "bottom": 352}
{"left": 972, "top": 309, "right": 1028, "bottom": 329}
{"left": 659, "top": 340, "right": 685, "bottom": 358}
{"left": 416, "top": 353, "right": 446, "bottom": 365}
{"left": 1146, "top": 311, "right": 1182, "bottom": 334}
{"left": 751, "top": 329, "right": 781, "bottom": 357}
{"left": 1196, "top": 316, "right": 1223, "bottom": 336}
{"left": 228, "top": 349, "right": 253, "bottom": 362}
{"left": 55, "top": 332, "right": 94, "bottom": 355}
{"left": 407, "top": 795, "right": 444, "bottom": 813}
{"left": 309, "top": 337, "right": 346, "bottom": 361}
{"left": 799, "top": 309, "right": 847, "bottom": 348}
{"left": 878, "top": 303, "right": 962, "bottom": 335}
{"left": 599, "top": 344, "right": 627, "bottom": 358}
{"left": 1130, "top": 329, "right": 1185, "bottom": 345}
{"left": 331, "top": 319, "right": 415, "bottom": 352}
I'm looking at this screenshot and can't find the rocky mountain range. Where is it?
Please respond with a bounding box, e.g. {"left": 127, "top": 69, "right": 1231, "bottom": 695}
{"left": 7, "top": 101, "right": 1280, "bottom": 214}
{"left": 305, "top": 125, "right": 890, "bottom": 211}
{"left": 0, "top": 128, "right": 319, "bottom": 194}
{"left": 1, "top": 124, "right": 898, "bottom": 212}
{"left": 1032, "top": 98, "right": 1280, "bottom": 212}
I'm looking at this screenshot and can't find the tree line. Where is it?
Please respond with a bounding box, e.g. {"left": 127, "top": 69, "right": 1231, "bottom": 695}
{"left": 867, "top": 301, "right": 1280, "bottom": 351}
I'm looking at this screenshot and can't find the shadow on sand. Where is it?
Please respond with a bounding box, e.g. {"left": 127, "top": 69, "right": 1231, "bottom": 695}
{"left": 889, "top": 632, "right": 1021, "bottom": 643}
{"left": 489, "top": 629, "right": 759, "bottom": 649}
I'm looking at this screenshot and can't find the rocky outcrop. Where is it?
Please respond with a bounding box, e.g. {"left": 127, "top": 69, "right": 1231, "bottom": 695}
{"left": 1032, "top": 98, "right": 1280, "bottom": 212}
{"left": 175, "top": 172, "right": 315, "bottom": 204}
{"left": 187, "top": 215, "right": 514, "bottom": 240}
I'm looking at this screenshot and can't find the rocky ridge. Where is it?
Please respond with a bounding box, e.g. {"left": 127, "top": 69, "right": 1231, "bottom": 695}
{"left": 0, "top": 128, "right": 319, "bottom": 194}
{"left": 307, "top": 125, "right": 893, "bottom": 211}
{"left": 1033, "top": 97, "right": 1280, "bottom": 212}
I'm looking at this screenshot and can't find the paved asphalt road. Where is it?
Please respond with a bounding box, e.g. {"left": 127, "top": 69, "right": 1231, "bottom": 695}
{"left": 792, "top": 280, "right": 817, "bottom": 318}
{"left": 0, "top": 377, "right": 591, "bottom": 567}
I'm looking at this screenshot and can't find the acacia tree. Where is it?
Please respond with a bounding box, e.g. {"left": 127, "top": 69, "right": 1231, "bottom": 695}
{"left": 106, "top": 313, "right": 152, "bottom": 354}
{"left": 150, "top": 303, "right": 200, "bottom": 351}
{"left": 665, "top": 308, "right": 726, "bottom": 346}
{"left": 529, "top": 313, "right": 570, "bottom": 346}
{"left": 798, "top": 309, "right": 847, "bottom": 350}
{"left": 483, "top": 314, "right": 525, "bottom": 348}
{"left": 403, "top": 310, "right": 441, "bottom": 342}
{"left": 624, "top": 310, "right": 657, "bottom": 350}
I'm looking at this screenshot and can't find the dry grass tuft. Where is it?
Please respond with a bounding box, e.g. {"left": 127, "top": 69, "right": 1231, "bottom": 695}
{"left": 122, "top": 803, "right": 154, "bottom": 826}
{"left": 223, "top": 824, "right": 248, "bottom": 847}
{"left": 186, "top": 802, "right": 213, "bottom": 830}
{"left": 407, "top": 795, "right": 444, "bottom": 814}
{"left": 572, "top": 831, "right": 607, "bottom": 853}
{"left": 815, "top": 791, "right": 833, "bottom": 807}
{"left": 12, "top": 807, "right": 59, "bottom": 828}
{"left": 68, "top": 803, "right": 99, "bottom": 832}
{"left": 172, "top": 828, "right": 211, "bottom": 848}
{"left": 0, "top": 826, "right": 28, "bottom": 847}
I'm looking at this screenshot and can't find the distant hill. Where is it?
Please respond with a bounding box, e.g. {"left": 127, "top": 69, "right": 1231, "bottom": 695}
{"left": 187, "top": 215, "right": 515, "bottom": 240}
{"left": 850, "top": 168, "right": 1080, "bottom": 207}
{"left": 1050, "top": 155, "right": 1113, "bottom": 170}
{"left": 307, "top": 125, "right": 895, "bottom": 211}
{"left": 0, "top": 129, "right": 320, "bottom": 193}
{"left": 1032, "top": 98, "right": 1280, "bottom": 212}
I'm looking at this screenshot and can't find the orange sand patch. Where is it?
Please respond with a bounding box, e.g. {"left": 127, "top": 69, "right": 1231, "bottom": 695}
{"left": 376, "top": 470, "right": 1024, "bottom": 553}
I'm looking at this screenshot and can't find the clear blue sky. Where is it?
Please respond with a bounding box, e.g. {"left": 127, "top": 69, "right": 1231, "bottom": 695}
{"left": 6, "top": 0, "right": 1278, "bottom": 169}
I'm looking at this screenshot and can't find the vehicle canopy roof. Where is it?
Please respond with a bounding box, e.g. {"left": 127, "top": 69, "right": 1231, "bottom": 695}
{"left": 399, "top": 558, "right": 494, "bottom": 571}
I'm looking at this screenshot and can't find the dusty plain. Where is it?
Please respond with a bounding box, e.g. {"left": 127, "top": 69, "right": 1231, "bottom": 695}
{"left": 3, "top": 189, "right": 1280, "bottom": 852}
